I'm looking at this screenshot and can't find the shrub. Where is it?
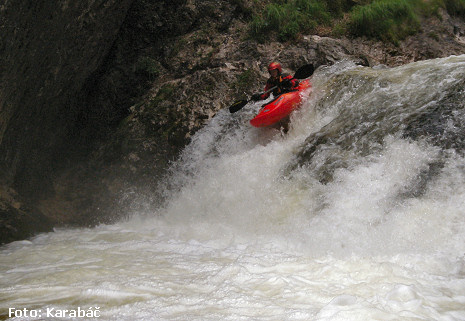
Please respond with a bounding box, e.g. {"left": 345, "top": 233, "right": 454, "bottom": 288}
{"left": 248, "top": 0, "right": 463, "bottom": 43}
{"left": 234, "top": 69, "right": 257, "bottom": 92}
{"left": 443, "top": 0, "right": 465, "bottom": 15}
{"left": 324, "top": 0, "right": 357, "bottom": 16}
{"left": 148, "top": 84, "right": 176, "bottom": 109}
{"left": 348, "top": 0, "right": 421, "bottom": 44}
{"left": 135, "top": 56, "right": 160, "bottom": 81}
{"left": 249, "top": 0, "right": 333, "bottom": 41}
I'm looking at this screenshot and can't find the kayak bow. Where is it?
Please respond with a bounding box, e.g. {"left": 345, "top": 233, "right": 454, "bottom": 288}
{"left": 250, "top": 79, "right": 312, "bottom": 127}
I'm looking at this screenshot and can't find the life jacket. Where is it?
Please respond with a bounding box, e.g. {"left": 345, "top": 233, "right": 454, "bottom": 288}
{"left": 260, "top": 73, "right": 299, "bottom": 100}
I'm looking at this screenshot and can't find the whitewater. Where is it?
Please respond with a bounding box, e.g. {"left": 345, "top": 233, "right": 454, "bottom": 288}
{"left": 1, "top": 56, "right": 465, "bottom": 320}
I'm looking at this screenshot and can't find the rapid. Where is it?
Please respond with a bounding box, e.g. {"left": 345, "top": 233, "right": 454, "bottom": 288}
{"left": 1, "top": 56, "right": 465, "bottom": 320}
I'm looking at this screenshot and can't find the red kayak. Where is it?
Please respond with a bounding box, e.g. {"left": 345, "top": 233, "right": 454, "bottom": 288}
{"left": 250, "top": 79, "right": 312, "bottom": 127}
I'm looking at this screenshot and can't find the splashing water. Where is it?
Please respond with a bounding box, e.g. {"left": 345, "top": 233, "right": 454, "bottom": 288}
{"left": 1, "top": 56, "right": 465, "bottom": 320}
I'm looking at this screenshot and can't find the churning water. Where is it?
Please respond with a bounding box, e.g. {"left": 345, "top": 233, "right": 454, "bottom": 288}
{"left": 2, "top": 56, "right": 465, "bottom": 320}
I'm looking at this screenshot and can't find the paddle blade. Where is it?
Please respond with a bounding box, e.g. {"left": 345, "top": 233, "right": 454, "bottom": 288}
{"left": 294, "top": 64, "right": 314, "bottom": 79}
{"left": 229, "top": 99, "right": 248, "bottom": 113}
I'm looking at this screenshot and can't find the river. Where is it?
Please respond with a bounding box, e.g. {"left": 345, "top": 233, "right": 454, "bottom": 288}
{"left": 1, "top": 56, "right": 465, "bottom": 320}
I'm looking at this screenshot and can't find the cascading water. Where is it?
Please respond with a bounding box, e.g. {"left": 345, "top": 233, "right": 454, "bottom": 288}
{"left": 1, "top": 56, "right": 465, "bottom": 321}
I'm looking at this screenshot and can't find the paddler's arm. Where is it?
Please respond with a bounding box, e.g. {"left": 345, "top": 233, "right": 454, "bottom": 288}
{"left": 260, "top": 82, "right": 273, "bottom": 100}
{"left": 280, "top": 75, "right": 299, "bottom": 90}
{"left": 251, "top": 83, "right": 272, "bottom": 101}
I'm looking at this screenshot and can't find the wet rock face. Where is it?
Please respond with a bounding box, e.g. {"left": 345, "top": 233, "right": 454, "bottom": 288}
{"left": 0, "top": 186, "right": 52, "bottom": 244}
{"left": 286, "top": 62, "right": 465, "bottom": 193}
{"left": 0, "top": 0, "right": 134, "bottom": 243}
{"left": 403, "top": 80, "right": 465, "bottom": 152}
{"left": 0, "top": 0, "right": 253, "bottom": 244}
{"left": 0, "top": 0, "right": 134, "bottom": 195}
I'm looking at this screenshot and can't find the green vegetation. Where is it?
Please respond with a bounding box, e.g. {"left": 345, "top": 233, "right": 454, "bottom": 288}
{"left": 231, "top": 69, "right": 258, "bottom": 93}
{"left": 248, "top": 0, "right": 465, "bottom": 44}
{"left": 148, "top": 84, "right": 176, "bottom": 110}
{"left": 249, "top": 0, "right": 339, "bottom": 41}
{"left": 135, "top": 56, "right": 160, "bottom": 81}
{"left": 348, "top": 0, "right": 421, "bottom": 45}
{"left": 144, "top": 84, "right": 187, "bottom": 145}
{"left": 442, "top": 0, "right": 465, "bottom": 15}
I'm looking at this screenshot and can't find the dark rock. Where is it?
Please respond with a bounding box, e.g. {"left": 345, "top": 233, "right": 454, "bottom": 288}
{"left": 0, "top": 187, "right": 52, "bottom": 244}
{"left": 0, "top": 0, "right": 134, "bottom": 196}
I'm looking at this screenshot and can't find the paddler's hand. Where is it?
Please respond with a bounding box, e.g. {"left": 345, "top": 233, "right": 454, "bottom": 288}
{"left": 251, "top": 93, "right": 261, "bottom": 101}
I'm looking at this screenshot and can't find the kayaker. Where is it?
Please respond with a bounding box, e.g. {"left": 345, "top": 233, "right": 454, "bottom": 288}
{"left": 251, "top": 62, "right": 300, "bottom": 101}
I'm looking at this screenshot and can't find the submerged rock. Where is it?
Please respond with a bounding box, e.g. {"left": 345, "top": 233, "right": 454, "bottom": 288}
{"left": 286, "top": 59, "right": 465, "bottom": 200}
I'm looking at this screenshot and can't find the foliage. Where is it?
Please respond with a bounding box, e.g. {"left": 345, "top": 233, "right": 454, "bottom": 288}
{"left": 347, "top": 0, "right": 421, "bottom": 44}
{"left": 135, "top": 56, "right": 160, "bottom": 81}
{"left": 236, "top": 69, "right": 257, "bottom": 89}
{"left": 231, "top": 69, "right": 259, "bottom": 95}
{"left": 148, "top": 84, "right": 176, "bottom": 110}
{"left": 249, "top": 0, "right": 335, "bottom": 41}
{"left": 443, "top": 0, "right": 465, "bottom": 15}
{"left": 247, "top": 0, "right": 465, "bottom": 44}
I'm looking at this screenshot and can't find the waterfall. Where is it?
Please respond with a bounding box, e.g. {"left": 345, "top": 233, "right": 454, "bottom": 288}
{"left": 1, "top": 56, "right": 465, "bottom": 321}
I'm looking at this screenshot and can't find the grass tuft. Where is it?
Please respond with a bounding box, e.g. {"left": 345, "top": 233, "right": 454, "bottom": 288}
{"left": 247, "top": 0, "right": 465, "bottom": 44}
{"left": 249, "top": 0, "right": 333, "bottom": 41}
{"left": 443, "top": 0, "right": 465, "bottom": 15}
{"left": 348, "top": 0, "right": 422, "bottom": 45}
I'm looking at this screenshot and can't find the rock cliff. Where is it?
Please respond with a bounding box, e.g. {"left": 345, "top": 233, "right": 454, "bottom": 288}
{"left": 1, "top": 0, "right": 465, "bottom": 244}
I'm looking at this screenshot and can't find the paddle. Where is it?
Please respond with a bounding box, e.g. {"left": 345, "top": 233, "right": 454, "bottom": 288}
{"left": 293, "top": 64, "right": 315, "bottom": 80}
{"left": 228, "top": 86, "right": 277, "bottom": 113}
{"left": 229, "top": 64, "right": 315, "bottom": 113}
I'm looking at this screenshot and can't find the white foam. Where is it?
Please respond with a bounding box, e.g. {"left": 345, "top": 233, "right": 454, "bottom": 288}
{"left": 2, "top": 56, "right": 465, "bottom": 320}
